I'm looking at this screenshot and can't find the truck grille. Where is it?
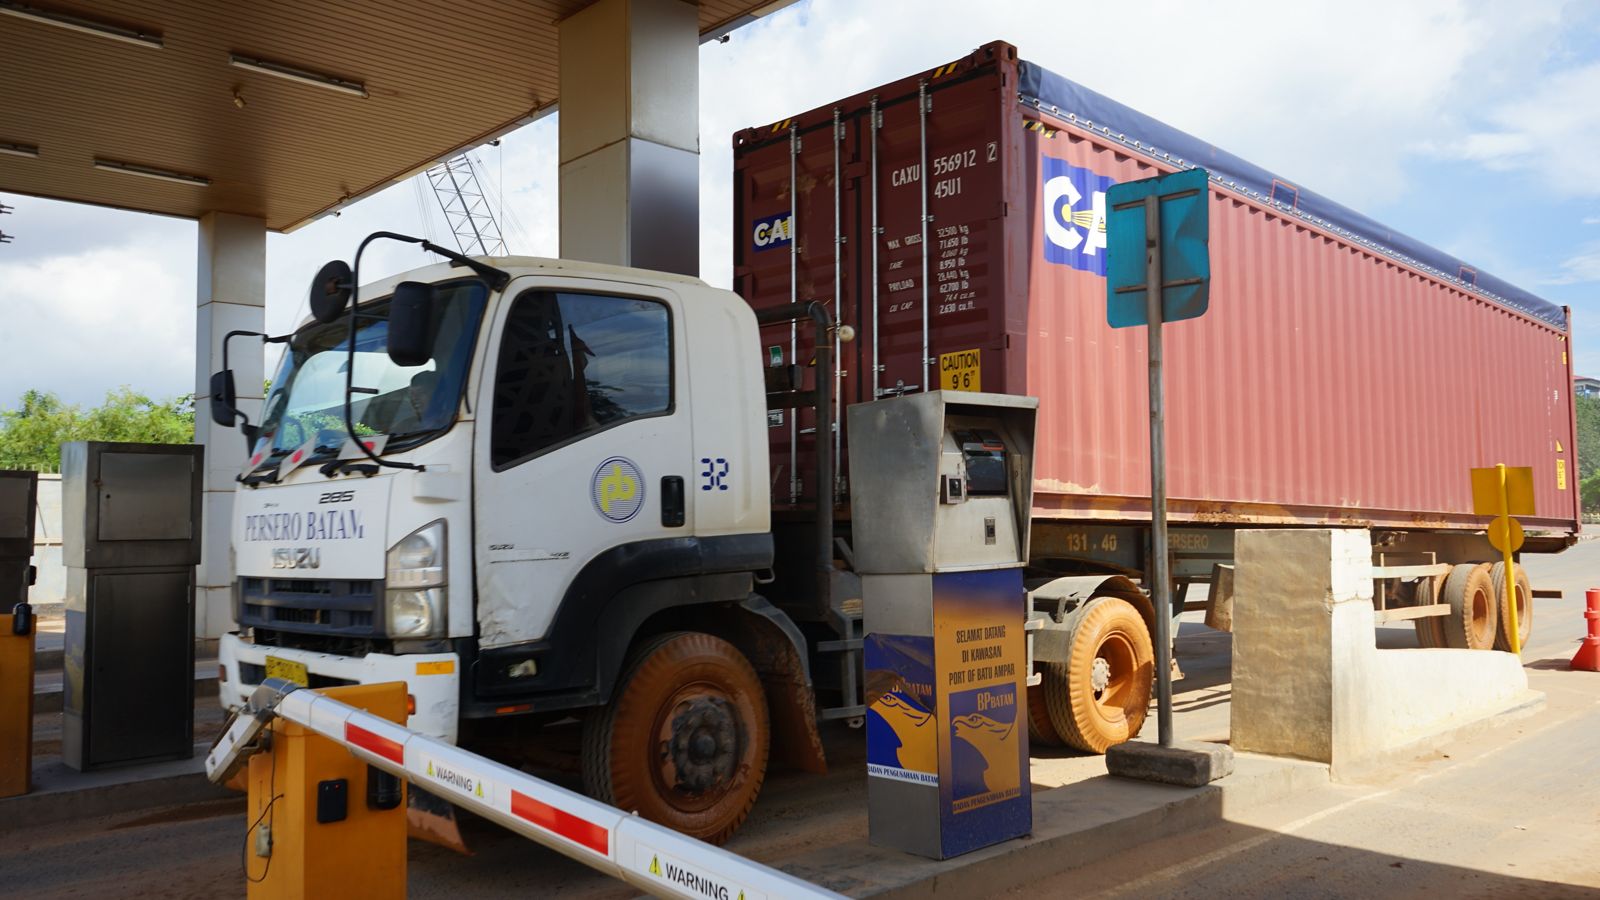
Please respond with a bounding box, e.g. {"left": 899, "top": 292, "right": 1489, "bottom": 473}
{"left": 238, "top": 576, "right": 384, "bottom": 639}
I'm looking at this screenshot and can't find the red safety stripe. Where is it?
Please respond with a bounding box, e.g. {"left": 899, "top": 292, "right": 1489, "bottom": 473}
{"left": 511, "top": 789, "right": 610, "bottom": 856}
{"left": 344, "top": 721, "right": 405, "bottom": 766}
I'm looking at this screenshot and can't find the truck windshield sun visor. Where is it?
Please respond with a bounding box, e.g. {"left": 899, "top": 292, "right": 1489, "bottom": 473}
{"left": 247, "top": 280, "right": 489, "bottom": 475}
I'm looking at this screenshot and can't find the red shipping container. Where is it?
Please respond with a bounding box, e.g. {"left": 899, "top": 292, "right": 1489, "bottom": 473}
{"left": 733, "top": 41, "right": 1579, "bottom": 537}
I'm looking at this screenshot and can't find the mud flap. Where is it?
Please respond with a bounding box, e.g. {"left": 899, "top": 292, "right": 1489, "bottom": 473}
{"left": 408, "top": 785, "right": 471, "bottom": 855}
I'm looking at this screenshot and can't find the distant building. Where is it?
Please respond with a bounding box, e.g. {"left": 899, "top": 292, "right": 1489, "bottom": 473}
{"left": 1577, "top": 376, "right": 1600, "bottom": 399}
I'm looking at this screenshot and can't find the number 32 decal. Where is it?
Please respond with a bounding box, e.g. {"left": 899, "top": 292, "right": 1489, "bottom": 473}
{"left": 700, "top": 457, "right": 730, "bottom": 492}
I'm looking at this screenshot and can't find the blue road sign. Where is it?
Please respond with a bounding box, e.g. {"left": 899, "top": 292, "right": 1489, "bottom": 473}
{"left": 1106, "top": 168, "right": 1211, "bottom": 328}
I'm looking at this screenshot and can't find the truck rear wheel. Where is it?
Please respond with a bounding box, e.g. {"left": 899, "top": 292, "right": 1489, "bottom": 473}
{"left": 1441, "top": 563, "right": 1498, "bottom": 650}
{"left": 1042, "top": 596, "right": 1154, "bottom": 753}
{"left": 1412, "top": 572, "right": 1448, "bottom": 648}
{"left": 1490, "top": 562, "right": 1532, "bottom": 653}
{"left": 581, "top": 631, "right": 770, "bottom": 845}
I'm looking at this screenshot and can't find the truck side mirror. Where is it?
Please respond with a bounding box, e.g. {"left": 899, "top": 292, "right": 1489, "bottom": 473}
{"left": 310, "top": 260, "right": 354, "bottom": 323}
{"left": 209, "top": 370, "right": 239, "bottom": 427}
{"left": 387, "top": 281, "right": 436, "bottom": 367}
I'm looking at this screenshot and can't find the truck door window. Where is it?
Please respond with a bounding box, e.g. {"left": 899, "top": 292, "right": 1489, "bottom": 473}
{"left": 490, "top": 291, "right": 672, "bottom": 468}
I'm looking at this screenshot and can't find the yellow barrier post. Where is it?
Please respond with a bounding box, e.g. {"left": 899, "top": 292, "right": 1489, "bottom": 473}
{"left": 1496, "top": 464, "right": 1521, "bottom": 655}
{"left": 246, "top": 681, "right": 409, "bottom": 900}
{"left": 1471, "top": 464, "right": 1534, "bottom": 656}
{"left": 0, "top": 611, "right": 34, "bottom": 798}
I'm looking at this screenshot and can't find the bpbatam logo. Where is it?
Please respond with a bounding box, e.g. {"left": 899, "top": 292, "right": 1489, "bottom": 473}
{"left": 591, "top": 457, "right": 645, "bottom": 523}
{"left": 1042, "top": 157, "right": 1115, "bottom": 276}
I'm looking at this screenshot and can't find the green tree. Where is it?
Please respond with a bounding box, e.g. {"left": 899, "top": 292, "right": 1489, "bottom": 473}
{"left": 1576, "top": 393, "right": 1600, "bottom": 483}
{"left": 0, "top": 388, "right": 194, "bottom": 471}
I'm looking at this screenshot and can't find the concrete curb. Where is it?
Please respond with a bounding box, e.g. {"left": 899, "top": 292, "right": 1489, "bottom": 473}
{"left": 0, "top": 745, "right": 236, "bottom": 832}
{"left": 1330, "top": 689, "right": 1547, "bottom": 782}
{"left": 781, "top": 753, "right": 1329, "bottom": 898}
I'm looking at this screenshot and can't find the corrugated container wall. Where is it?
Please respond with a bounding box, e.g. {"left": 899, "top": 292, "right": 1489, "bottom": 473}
{"left": 732, "top": 42, "right": 1579, "bottom": 535}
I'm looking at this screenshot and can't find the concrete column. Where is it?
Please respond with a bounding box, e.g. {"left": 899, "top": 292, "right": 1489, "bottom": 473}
{"left": 558, "top": 0, "right": 699, "bottom": 276}
{"left": 193, "top": 212, "right": 266, "bottom": 640}
{"left": 1232, "top": 528, "right": 1532, "bottom": 777}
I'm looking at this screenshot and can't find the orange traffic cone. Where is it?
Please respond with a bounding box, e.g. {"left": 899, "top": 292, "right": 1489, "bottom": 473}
{"left": 1573, "top": 589, "right": 1600, "bottom": 672}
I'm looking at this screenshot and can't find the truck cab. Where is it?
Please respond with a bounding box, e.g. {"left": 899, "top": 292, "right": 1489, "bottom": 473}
{"left": 216, "top": 254, "right": 816, "bottom": 843}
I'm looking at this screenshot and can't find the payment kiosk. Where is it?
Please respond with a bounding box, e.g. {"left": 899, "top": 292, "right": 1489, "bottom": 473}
{"left": 848, "top": 391, "right": 1038, "bottom": 860}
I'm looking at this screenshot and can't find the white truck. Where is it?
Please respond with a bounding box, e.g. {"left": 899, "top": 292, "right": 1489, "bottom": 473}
{"left": 213, "top": 242, "right": 856, "bottom": 845}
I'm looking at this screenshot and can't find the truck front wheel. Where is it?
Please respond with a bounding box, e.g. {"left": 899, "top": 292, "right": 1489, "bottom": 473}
{"left": 581, "top": 631, "right": 771, "bottom": 845}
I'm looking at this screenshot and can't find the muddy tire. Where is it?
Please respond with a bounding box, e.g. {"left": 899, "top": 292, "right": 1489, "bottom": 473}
{"left": 1026, "top": 665, "right": 1066, "bottom": 747}
{"left": 1412, "top": 572, "right": 1448, "bottom": 649}
{"left": 581, "top": 631, "right": 770, "bottom": 845}
{"left": 1441, "top": 563, "right": 1498, "bottom": 650}
{"left": 1490, "top": 562, "right": 1532, "bottom": 653}
{"left": 1041, "top": 596, "right": 1155, "bottom": 754}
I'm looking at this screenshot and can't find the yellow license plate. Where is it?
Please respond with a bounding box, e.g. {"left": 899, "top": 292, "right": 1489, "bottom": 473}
{"left": 265, "top": 655, "right": 308, "bottom": 686}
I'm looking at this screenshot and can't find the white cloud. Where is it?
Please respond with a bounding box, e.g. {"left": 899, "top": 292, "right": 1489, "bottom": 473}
{"left": 1544, "top": 242, "right": 1600, "bottom": 285}
{"left": 1584, "top": 215, "right": 1600, "bottom": 225}
{"left": 0, "top": 229, "right": 195, "bottom": 406}
{"left": 1422, "top": 60, "right": 1600, "bottom": 194}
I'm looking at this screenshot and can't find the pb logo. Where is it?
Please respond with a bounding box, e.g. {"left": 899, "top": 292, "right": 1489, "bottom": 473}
{"left": 1042, "top": 157, "right": 1115, "bottom": 276}
{"left": 751, "top": 211, "right": 793, "bottom": 252}
{"left": 591, "top": 457, "right": 645, "bottom": 523}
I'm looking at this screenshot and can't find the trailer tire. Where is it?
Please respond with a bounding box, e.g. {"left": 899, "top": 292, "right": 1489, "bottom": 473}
{"left": 1042, "top": 596, "right": 1154, "bottom": 754}
{"left": 1490, "top": 562, "right": 1532, "bottom": 653}
{"left": 1441, "top": 563, "right": 1498, "bottom": 651}
{"left": 581, "top": 631, "right": 770, "bottom": 845}
{"left": 1026, "top": 665, "right": 1066, "bottom": 747}
{"left": 1412, "top": 572, "right": 1448, "bottom": 649}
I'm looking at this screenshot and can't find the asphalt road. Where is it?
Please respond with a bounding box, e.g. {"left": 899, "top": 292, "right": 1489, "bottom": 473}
{"left": 5, "top": 538, "right": 1597, "bottom": 898}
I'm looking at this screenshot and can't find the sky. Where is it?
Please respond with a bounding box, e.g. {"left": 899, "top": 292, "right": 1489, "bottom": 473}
{"left": 2, "top": 0, "right": 1600, "bottom": 406}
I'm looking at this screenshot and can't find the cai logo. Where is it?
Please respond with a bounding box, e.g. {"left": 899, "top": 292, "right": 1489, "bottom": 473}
{"left": 1042, "top": 157, "right": 1115, "bottom": 276}
{"left": 751, "top": 211, "right": 793, "bottom": 252}
{"left": 591, "top": 457, "right": 645, "bottom": 523}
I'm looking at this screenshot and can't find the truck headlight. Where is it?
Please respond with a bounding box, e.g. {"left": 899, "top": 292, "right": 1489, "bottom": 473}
{"left": 386, "top": 520, "right": 446, "bottom": 638}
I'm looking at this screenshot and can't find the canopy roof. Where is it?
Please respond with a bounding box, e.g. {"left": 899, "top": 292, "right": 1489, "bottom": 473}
{"left": 0, "top": 0, "right": 791, "bottom": 231}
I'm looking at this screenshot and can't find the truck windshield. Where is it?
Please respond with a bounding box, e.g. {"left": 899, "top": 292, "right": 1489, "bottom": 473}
{"left": 254, "top": 280, "right": 488, "bottom": 461}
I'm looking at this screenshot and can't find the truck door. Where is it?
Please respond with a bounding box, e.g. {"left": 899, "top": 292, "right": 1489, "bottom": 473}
{"left": 472, "top": 279, "right": 690, "bottom": 650}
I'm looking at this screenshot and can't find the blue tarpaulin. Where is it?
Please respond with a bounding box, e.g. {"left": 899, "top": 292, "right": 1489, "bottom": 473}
{"left": 1018, "top": 61, "right": 1566, "bottom": 329}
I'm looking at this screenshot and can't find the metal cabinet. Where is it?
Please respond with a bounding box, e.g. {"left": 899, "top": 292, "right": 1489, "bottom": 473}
{"left": 60, "top": 443, "right": 202, "bottom": 770}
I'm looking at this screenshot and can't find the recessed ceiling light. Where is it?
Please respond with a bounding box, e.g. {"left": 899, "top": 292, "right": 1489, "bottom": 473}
{"left": 0, "top": 142, "right": 39, "bottom": 159}
{"left": 92, "top": 159, "right": 210, "bottom": 187}
{"left": 228, "top": 54, "right": 367, "bottom": 98}
{"left": 0, "top": 1, "right": 162, "bottom": 49}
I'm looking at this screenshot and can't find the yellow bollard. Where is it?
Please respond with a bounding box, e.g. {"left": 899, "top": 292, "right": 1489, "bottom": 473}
{"left": 0, "top": 611, "right": 34, "bottom": 798}
{"left": 245, "top": 682, "right": 409, "bottom": 899}
{"left": 1496, "top": 464, "right": 1521, "bottom": 655}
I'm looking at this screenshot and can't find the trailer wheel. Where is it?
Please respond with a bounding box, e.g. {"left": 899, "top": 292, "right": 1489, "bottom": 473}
{"left": 1490, "top": 562, "right": 1532, "bottom": 653}
{"left": 581, "top": 631, "right": 770, "bottom": 845}
{"left": 1441, "top": 563, "right": 1498, "bottom": 650}
{"left": 1042, "top": 596, "right": 1154, "bottom": 753}
{"left": 1026, "top": 664, "right": 1065, "bottom": 747}
{"left": 1411, "top": 572, "right": 1448, "bottom": 649}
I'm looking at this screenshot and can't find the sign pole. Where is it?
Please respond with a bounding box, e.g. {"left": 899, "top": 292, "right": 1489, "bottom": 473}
{"left": 1497, "top": 463, "right": 1521, "bottom": 654}
{"left": 1143, "top": 194, "right": 1174, "bottom": 748}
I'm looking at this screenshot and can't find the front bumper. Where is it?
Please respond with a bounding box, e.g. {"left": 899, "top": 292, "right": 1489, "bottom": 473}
{"left": 219, "top": 632, "right": 460, "bottom": 743}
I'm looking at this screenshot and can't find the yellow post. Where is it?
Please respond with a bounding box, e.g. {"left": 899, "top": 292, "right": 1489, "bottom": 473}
{"left": 246, "top": 682, "right": 409, "bottom": 900}
{"left": 1497, "top": 464, "right": 1521, "bottom": 655}
{"left": 0, "top": 612, "right": 34, "bottom": 798}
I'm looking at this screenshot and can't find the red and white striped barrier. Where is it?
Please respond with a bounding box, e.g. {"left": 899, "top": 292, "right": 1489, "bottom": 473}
{"left": 208, "top": 680, "right": 843, "bottom": 900}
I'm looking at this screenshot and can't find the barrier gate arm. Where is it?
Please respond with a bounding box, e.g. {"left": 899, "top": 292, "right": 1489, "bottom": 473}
{"left": 207, "top": 679, "right": 844, "bottom": 900}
